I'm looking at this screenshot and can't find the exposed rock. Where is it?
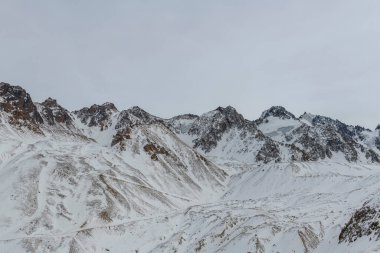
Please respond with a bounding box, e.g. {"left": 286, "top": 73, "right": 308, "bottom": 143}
{"left": 365, "top": 149, "right": 380, "bottom": 163}
{"left": 298, "top": 226, "right": 320, "bottom": 253}
{"left": 257, "top": 110, "right": 380, "bottom": 163}
{"left": 74, "top": 102, "right": 118, "bottom": 130}
{"left": 188, "top": 106, "right": 256, "bottom": 152}
{"left": 256, "top": 140, "right": 281, "bottom": 163}
{"left": 166, "top": 106, "right": 283, "bottom": 163}
{"left": 256, "top": 106, "right": 296, "bottom": 124}
{"left": 0, "top": 82, "right": 43, "bottom": 133}
{"left": 115, "top": 106, "right": 162, "bottom": 129}
{"left": 375, "top": 138, "right": 380, "bottom": 151}
{"left": 143, "top": 143, "right": 169, "bottom": 161}
{"left": 339, "top": 205, "right": 380, "bottom": 243}
{"left": 39, "top": 97, "right": 73, "bottom": 126}
{"left": 111, "top": 128, "right": 131, "bottom": 151}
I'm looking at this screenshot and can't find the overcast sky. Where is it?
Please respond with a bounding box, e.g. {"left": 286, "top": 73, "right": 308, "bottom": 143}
{"left": 0, "top": 1, "right": 379, "bottom": 128}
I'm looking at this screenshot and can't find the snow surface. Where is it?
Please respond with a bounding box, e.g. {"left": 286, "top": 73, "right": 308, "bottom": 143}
{"left": 0, "top": 108, "right": 380, "bottom": 253}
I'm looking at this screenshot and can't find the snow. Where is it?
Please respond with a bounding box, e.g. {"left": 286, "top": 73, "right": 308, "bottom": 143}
{"left": 258, "top": 116, "right": 302, "bottom": 141}
{"left": 1, "top": 106, "right": 380, "bottom": 252}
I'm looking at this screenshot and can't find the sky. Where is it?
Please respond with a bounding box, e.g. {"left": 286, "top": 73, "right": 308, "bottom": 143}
{"left": 0, "top": 1, "right": 379, "bottom": 129}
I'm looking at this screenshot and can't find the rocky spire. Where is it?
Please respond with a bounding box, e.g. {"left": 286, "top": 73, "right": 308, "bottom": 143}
{"left": 259, "top": 106, "right": 296, "bottom": 121}
{"left": 0, "top": 82, "right": 43, "bottom": 133}
{"left": 74, "top": 102, "right": 118, "bottom": 130}
{"left": 40, "top": 97, "right": 73, "bottom": 126}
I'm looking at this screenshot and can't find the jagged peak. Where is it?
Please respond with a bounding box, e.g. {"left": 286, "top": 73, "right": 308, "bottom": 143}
{"left": 74, "top": 102, "right": 118, "bottom": 115}
{"left": 0, "top": 82, "right": 24, "bottom": 90}
{"left": 89, "top": 102, "right": 118, "bottom": 112}
{"left": 215, "top": 105, "right": 238, "bottom": 114}
{"left": 73, "top": 102, "right": 118, "bottom": 129}
{"left": 100, "top": 102, "right": 118, "bottom": 111}
{"left": 311, "top": 114, "right": 342, "bottom": 127}
{"left": 201, "top": 105, "right": 243, "bottom": 120}
{"left": 0, "top": 82, "right": 29, "bottom": 97}
{"left": 376, "top": 125, "right": 380, "bottom": 131}
{"left": 200, "top": 105, "right": 247, "bottom": 126}
{"left": 170, "top": 113, "right": 199, "bottom": 121}
{"left": 126, "top": 105, "right": 147, "bottom": 113}
{"left": 39, "top": 97, "right": 73, "bottom": 126}
{"left": 123, "top": 106, "right": 158, "bottom": 120}
{"left": 259, "top": 106, "right": 296, "bottom": 121}
{"left": 115, "top": 106, "right": 162, "bottom": 129}
{"left": 0, "top": 82, "right": 44, "bottom": 132}
{"left": 41, "top": 97, "right": 60, "bottom": 108}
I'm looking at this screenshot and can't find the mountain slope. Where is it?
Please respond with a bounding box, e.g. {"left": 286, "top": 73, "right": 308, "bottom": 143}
{"left": 0, "top": 84, "right": 228, "bottom": 253}
{"left": 0, "top": 82, "right": 380, "bottom": 253}
{"left": 256, "top": 106, "right": 380, "bottom": 163}
{"left": 167, "top": 106, "right": 282, "bottom": 164}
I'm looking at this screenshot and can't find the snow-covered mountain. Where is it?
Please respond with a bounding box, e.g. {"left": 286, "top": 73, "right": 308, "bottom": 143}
{"left": 167, "top": 106, "right": 281, "bottom": 164}
{"left": 0, "top": 82, "right": 380, "bottom": 253}
{"left": 256, "top": 106, "right": 380, "bottom": 163}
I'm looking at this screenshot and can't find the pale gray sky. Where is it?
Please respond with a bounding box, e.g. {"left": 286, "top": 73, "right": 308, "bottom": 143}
{"left": 0, "top": 1, "right": 379, "bottom": 128}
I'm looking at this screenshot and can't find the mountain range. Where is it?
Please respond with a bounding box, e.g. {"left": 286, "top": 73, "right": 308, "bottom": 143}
{"left": 0, "top": 82, "right": 380, "bottom": 253}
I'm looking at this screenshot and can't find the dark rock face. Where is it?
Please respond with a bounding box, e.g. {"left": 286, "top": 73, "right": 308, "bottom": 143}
{"left": 366, "top": 150, "right": 380, "bottom": 163}
{"left": 309, "top": 116, "right": 378, "bottom": 162}
{"left": 168, "top": 106, "right": 282, "bottom": 163}
{"left": 256, "top": 140, "right": 281, "bottom": 163}
{"left": 74, "top": 102, "right": 118, "bottom": 130}
{"left": 289, "top": 125, "right": 331, "bottom": 161}
{"left": 255, "top": 109, "right": 380, "bottom": 163}
{"left": 40, "top": 97, "right": 73, "bottom": 126}
{"left": 283, "top": 116, "right": 379, "bottom": 163}
{"left": 143, "top": 143, "right": 169, "bottom": 161}
{"left": 257, "top": 106, "right": 296, "bottom": 123}
{"left": 0, "top": 82, "right": 43, "bottom": 133}
{"left": 339, "top": 205, "right": 380, "bottom": 243}
{"left": 115, "top": 106, "right": 162, "bottom": 129}
{"left": 0, "top": 82, "right": 378, "bottom": 165}
{"left": 188, "top": 106, "right": 256, "bottom": 152}
{"left": 111, "top": 128, "right": 131, "bottom": 151}
{"left": 170, "top": 114, "right": 199, "bottom": 121}
{"left": 375, "top": 138, "right": 380, "bottom": 151}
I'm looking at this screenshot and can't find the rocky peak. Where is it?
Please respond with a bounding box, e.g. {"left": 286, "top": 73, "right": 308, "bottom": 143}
{"left": 127, "top": 106, "right": 153, "bottom": 119}
{"left": 98, "top": 102, "right": 118, "bottom": 112}
{"left": 41, "top": 97, "right": 59, "bottom": 108}
{"left": 115, "top": 106, "right": 162, "bottom": 129}
{"left": 259, "top": 106, "right": 296, "bottom": 121}
{"left": 208, "top": 106, "right": 246, "bottom": 126}
{"left": 214, "top": 106, "right": 246, "bottom": 125}
{"left": 39, "top": 97, "right": 73, "bottom": 126}
{"left": 376, "top": 125, "right": 380, "bottom": 131}
{"left": 74, "top": 102, "right": 118, "bottom": 130}
{"left": 288, "top": 114, "right": 380, "bottom": 163}
{"left": 0, "top": 82, "right": 43, "bottom": 133}
{"left": 169, "top": 113, "right": 199, "bottom": 121}
{"left": 187, "top": 106, "right": 258, "bottom": 152}
{"left": 84, "top": 102, "right": 118, "bottom": 115}
{"left": 311, "top": 115, "right": 358, "bottom": 140}
{"left": 188, "top": 106, "right": 245, "bottom": 136}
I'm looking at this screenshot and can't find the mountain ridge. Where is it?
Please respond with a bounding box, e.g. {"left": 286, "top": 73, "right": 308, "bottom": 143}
{"left": 0, "top": 82, "right": 379, "bottom": 164}
{"left": 1, "top": 82, "right": 380, "bottom": 253}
